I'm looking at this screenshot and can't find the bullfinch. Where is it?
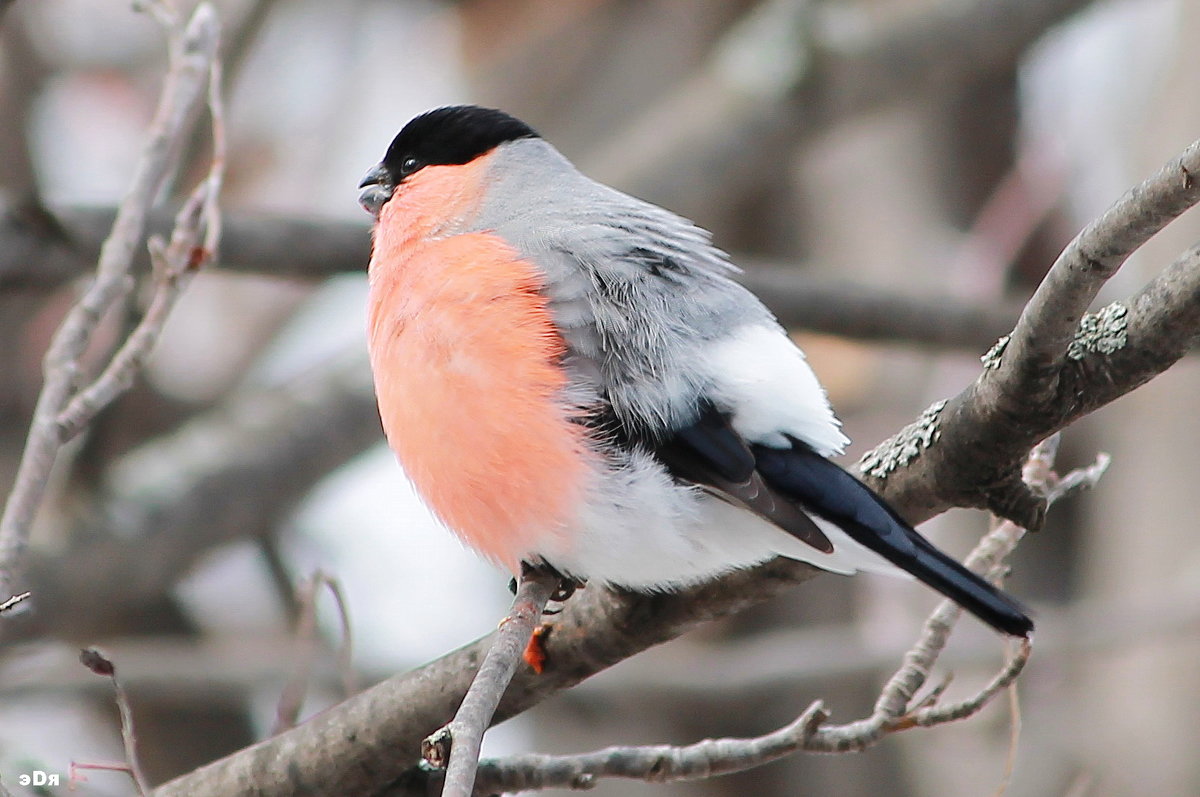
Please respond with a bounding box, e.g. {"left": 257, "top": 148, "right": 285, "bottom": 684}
{"left": 358, "top": 105, "right": 1032, "bottom": 637}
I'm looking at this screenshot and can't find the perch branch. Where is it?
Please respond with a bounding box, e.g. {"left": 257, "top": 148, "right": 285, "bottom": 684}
{"left": 422, "top": 567, "right": 560, "bottom": 797}
{"left": 468, "top": 438, "right": 1096, "bottom": 792}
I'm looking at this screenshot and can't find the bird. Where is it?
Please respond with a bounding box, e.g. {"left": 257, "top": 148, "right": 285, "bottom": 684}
{"left": 358, "top": 105, "right": 1032, "bottom": 637}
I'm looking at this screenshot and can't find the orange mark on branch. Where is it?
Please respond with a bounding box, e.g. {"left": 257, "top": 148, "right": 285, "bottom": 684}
{"left": 186, "top": 246, "right": 210, "bottom": 271}
{"left": 523, "top": 624, "right": 551, "bottom": 674}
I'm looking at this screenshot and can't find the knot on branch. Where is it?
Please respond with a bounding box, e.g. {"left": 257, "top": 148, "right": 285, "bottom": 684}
{"left": 980, "top": 472, "right": 1047, "bottom": 531}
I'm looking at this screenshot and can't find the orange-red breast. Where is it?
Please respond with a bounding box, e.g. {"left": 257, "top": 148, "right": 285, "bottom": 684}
{"left": 359, "top": 106, "right": 1031, "bottom": 636}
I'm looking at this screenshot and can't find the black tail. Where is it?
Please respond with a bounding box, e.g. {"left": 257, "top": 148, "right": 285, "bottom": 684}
{"left": 752, "top": 442, "right": 1033, "bottom": 637}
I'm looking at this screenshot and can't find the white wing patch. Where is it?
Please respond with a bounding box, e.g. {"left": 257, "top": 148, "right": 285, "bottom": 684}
{"left": 706, "top": 324, "right": 849, "bottom": 456}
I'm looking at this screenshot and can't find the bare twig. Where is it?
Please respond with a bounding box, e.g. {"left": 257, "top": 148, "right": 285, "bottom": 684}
{"left": 58, "top": 12, "right": 225, "bottom": 443}
{"left": 272, "top": 570, "right": 358, "bottom": 735}
{"left": 0, "top": 1, "right": 221, "bottom": 608}
{"left": 991, "top": 657, "right": 1023, "bottom": 797}
{"left": 471, "top": 701, "right": 832, "bottom": 793}
{"left": 320, "top": 573, "right": 357, "bottom": 700}
{"left": 79, "top": 647, "right": 150, "bottom": 795}
{"left": 56, "top": 188, "right": 211, "bottom": 441}
{"left": 422, "top": 568, "right": 561, "bottom": 797}
{"left": 0, "top": 590, "right": 29, "bottom": 614}
{"left": 470, "top": 641, "right": 1021, "bottom": 792}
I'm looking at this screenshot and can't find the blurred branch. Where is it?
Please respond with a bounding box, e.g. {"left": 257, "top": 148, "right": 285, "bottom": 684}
{"left": 79, "top": 647, "right": 150, "bottom": 796}
{"left": 587, "top": 0, "right": 1100, "bottom": 217}
{"left": 155, "top": 133, "right": 1197, "bottom": 797}
{"left": 0, "top": 208, "right": 1023, "bottom": 350}
{"left": 11, "top": 352, "right": 379, "bottom": 640}
{"left": 0, "top": 3, "right": 222, "bottom": 612}
{"left": 0, "top": 9, "right": 48, "bottom": 202}
{"left": 272, "top": 570, "right": 357, "bottom": 735}
{"left": 739, "top": 265, "right": 1022, "bottom": 349}
{"left": 9, "top": 571, "right": 1198, "bottom": 705}
{"left": 0, "top": 206, "right": 367, "bottom": 290}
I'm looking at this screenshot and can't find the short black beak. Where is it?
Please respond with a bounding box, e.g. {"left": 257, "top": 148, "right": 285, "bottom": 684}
{"left": 358, "top": 163, "right": 393, "bottom": 218}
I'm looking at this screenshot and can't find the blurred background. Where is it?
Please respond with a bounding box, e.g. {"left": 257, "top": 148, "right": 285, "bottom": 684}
{"left": 1, "top": 0, "right": 1198, "bottom": 795}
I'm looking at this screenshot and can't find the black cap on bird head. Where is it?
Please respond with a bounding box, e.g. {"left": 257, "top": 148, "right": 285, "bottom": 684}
{"left": 358, "top": 105, "right": 539, "bottom": 216}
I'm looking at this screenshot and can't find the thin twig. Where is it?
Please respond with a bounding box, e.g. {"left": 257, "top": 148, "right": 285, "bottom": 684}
{"left": 470, "top": 633, "right": 1028, "bottom": 791}
{"left": 991, "top": 656, "right": 1023, "bottom": 797}
{"left": 57, "top": 10, "right": 225, "bottom": 442}
{"left": 423, "top": 567, "right": 561, "bottom": 797}
{"left": 56, "top": 187, "right": 209, "bottom": 441}
{"left": 271, "top": 574, "right": 321, "bottom": 735}
{"left": 0, "top": 0, "right": 221, "bottom": 608}
{"left": 321, "top": 573, "right": 358, "bottom": 699}
{"left": 79, "top": 647, "right": 150, "bottom": 795}
{"left": 0, "top": 591, "right": 29, "bottom": 614}
{"left": 272, "top": 570, "right": 358, "bottom": 735}
{"left": 472, "top": 701, "right": 832, "bottom": 792}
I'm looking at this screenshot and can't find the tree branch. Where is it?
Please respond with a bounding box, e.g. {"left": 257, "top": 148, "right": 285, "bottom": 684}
{"left": 0, "top": 206, "right": 1023, "bottom": 352}
{"left": 859, "top": 137, "right": 1200, "bottom": 530}
{"left": 0, "top": 2, "right": 222, "bottom": 609}
{"left": 460, "top": 438, "right": 1093, "bottom": 794}
{"left": 422, "top": 568, "right": 560, "bottom": 797}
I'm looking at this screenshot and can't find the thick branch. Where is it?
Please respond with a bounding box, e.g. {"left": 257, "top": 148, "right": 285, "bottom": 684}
{"left": 860, "top": 138, "right": 1200, "bottom": 529}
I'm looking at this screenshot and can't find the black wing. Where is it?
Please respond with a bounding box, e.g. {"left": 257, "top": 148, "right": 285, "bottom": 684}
{"left": 753, "top": 440, "right": 1032, "bottom": 636}
{"left": 627, "top": 404, "right": 1032, "bottom": 637}
{"left": 651, "top": 403, "right": 834, "bottom": 554}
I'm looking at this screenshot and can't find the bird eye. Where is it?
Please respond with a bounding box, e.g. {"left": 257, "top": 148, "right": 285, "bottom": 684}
{"left": 400, "top": 157, "right": 420, "bottom": 175}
